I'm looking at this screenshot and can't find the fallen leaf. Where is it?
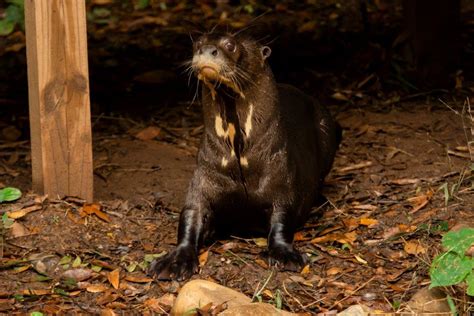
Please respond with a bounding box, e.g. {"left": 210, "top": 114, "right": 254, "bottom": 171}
{"left": 96, "top": 291, "right": 119, "bottom": 305}
{"left": 390, "top": 178, "right": 420, "bottom": 185}
{"left": 252, "top": 238, "right": 267, "bottom": 247}
{"left": 336, "top": 161, "right": 373, "bottom": 174}
{"left": 255, "top": 259, "right": 269, "bottom": 269}
{"left": 83, "top": 203, "right": 110, "bottom": 222}
{"left": 326, "top": 266, "right": 342, "bottom": 276}
{"left": 100, "top": 308, "right": 117, "bottom": 316}
{"left": 124, "top": 275, "right": 153, "bottom": 283}
{"left": 135, "top": 126, "right": 161, "bottom": 141}
{"left": 407, "top": 190, "right": 433, "bottom": 213}
{"left": 7, "top": 205, "right": 42, "bottom": 219}
{"left": 63, "top": 268, "right": 93, "bottom": 282}
{"left": 300, "top": 264, "right": 310, "bottom": 276}
{"left": 311, "top": 231, "right": 357, "bottom": 246}
{"left": 404, "top": 241, "right": 427, "bottom": 255}
{"left": 354, "top": 254, "right": 368, "bottom": 265}
{"left": 10, "top": 222, "right": 29, "bottom": 237}
{"left": 108, "top": 268, "right": 120, "bottom": 289}
{"left": 86, "top": 284, "right": 109, "bottom": 293}
{"left": 13, "top": 265, "right": 30, "bottom": 273}
{"left": 352, "top": 204, "right": 378, "bottom": 212}
{"left": 21, "top": 289, "right": 50, "bottom": 296}
{"left": 198, "top": 249, "right": 209, "bottom": 267}
{"left": 263, "top": 289, "right": 273, "bottom": 298}
{"left": 156, "top": 293, "right": 176, "bottom": 307}
{"left": 360, "top": 218, "right": 379, "bottom": 227}
{"left": 144, "top": 298, "right": 165, "bottom": 312}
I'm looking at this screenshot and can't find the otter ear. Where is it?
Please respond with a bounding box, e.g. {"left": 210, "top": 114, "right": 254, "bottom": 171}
{"left": 260, "top": 46, "right": 271, "bottom": 61}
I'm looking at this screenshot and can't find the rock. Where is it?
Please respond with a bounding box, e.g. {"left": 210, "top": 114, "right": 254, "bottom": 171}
{"left": 407, "top": 287, "right": 451, "bottom": 313}
{"left": 171, "top": 279, "right": 296, "bottom": 316}
{"left": 337, "top": 304, "right": 372, "bottom": 316}
{"left": 220, "top": 303, "right": 295, "bottom": 316}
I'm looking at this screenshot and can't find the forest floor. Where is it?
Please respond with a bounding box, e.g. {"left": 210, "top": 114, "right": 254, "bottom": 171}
{"left": 0, "top": 0, "right": 474, "bottom": 315}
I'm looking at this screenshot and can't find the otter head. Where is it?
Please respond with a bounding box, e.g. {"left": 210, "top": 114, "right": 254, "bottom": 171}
{"left": 191, "top": 33, "right": 271, "bottom": 96}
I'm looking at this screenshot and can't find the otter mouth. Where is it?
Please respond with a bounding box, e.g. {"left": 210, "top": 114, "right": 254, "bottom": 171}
{"left": 198, "top": 65, "right": 221, "bottom": 81}
{"left": 194, "top": 62, "right": 246, "bottom": 100}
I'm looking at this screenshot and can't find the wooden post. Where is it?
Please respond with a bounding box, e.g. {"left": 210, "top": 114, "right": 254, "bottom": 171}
{"left": 25, "top": 0, "right": 93, "bottom": 201}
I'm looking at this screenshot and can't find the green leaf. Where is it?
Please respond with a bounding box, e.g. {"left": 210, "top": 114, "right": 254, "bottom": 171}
{"left": 0, "top": 19, "right": 15, "bottom": 36}
{"left": 430, "top": 252, "right": 473, "bottom": 287}
{"left": 35, "top": 275, "right": 52, "bottom": 282}
{"left": 442, "top": 228, "right": 474, "bottom": 256}
{"left": 2, "top": 212, "right": 14, "bottom": 229}
{"left": 30, "top": 312, "right": 44, "bottom": 316}
{"left": 446, "top": 295, "right": 457, "bottom": 316}
{"left": 127, "top": 261, "right": 138, "bottom": 273}
{"left": 5, "top": 5, "right": 22, "bottom": 24}
{"left": 275, "top": 289, "right": 282, "bottom": 309}
{"left": 144, "top": 251, "right": 166, "bottom": 263}
{"left": 0, "top": 187, "right": 22, "bottom": 202}
{"left": 7, "top": 0, "right": 24, "bottom": 9}
{"left": 72, "top": 256, "right": 82, "bottom": 268}
{"left": 91, "top": 265, "right": 102, "bottom": 272}
{"left": 467, "top": 271, "right": 474, "bottom": 296}
{"left": 135, "top": 0, "right": 150, "bottom": 10}
{"left": 59, "top": 255, "right": 72, "bottom": 265}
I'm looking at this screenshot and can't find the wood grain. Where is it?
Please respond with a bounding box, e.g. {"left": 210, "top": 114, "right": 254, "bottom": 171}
{"left": 25, "top": 0, "right": 93, "bottom": 201}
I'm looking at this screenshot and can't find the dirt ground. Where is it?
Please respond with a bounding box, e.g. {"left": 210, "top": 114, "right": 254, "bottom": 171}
{"left": 1, "top": 100, "right": 473, "bottom": 314}
{"left": 0, "top": 0, "right": 474, "bottom": 315}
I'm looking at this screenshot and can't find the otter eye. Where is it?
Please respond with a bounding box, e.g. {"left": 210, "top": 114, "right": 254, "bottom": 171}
{"left": 224, "top": 41, "right": 236, "bottom": 52}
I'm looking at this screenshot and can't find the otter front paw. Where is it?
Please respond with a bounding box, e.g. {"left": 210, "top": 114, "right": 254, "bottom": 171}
{"left": 268, "top": 244, "right": 307, "bottom": 272}
{"left": 148, "top": 246, "right": 199, "bottom": 281}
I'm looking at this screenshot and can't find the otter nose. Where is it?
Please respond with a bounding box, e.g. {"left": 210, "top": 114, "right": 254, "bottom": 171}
{"left": 200, "top": 45, "right": 219, "bottom": 57}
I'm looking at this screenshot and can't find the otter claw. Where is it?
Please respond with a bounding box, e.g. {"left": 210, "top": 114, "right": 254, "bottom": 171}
{"left": 148, "top": 247, "right": 199, "bottom": 281}
{"left": 268, "top": 245, "right": 307, "bottom": 272}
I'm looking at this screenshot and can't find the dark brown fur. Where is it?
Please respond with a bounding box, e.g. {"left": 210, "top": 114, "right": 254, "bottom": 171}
{"left": 149, "top": 32, "right": 341, "bottom": 281}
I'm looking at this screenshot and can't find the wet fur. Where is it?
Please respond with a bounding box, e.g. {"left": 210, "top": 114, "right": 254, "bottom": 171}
{"left": 149, "top": 32, "right": 341, "bottom": 281}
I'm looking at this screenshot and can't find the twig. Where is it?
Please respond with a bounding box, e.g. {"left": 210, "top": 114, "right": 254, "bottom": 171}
{"left": 330, "top": 276, "right": 375, "bottom": 309}
{"left": 251, "top": 269, "right": 274, "bottom": 301}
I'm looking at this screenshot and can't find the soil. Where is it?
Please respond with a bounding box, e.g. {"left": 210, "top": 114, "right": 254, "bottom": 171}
{"left": 0, "top": 1, "right": 473, "bottom": 315}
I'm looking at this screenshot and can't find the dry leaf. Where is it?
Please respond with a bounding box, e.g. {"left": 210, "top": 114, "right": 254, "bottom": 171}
{"left": 360, "top": 218, "right": 379, "bottom": 227}
{"left": 96, "top": 291, "right": 119, "bottom": 305}
{"left": 10, "top": 222, "right": 29, "bottom": 238}
{"left": 294, "top": 231, "right": 311, "bottom": 241}
{"left": 198, "top": 250, "right": 209, "bottom": 268}
{"left": 144, "top": 298, "right": 165, "bottom": 312}
{"left": 124, "top": 275, "right": 154, "bottom": 283}
{"left": 7, "top": 205, "right": 42, "bottom": 219}
{"left": 63, "top": 268, "right": 93, "bottom": 282}
{"left": 86, "top": 284, "right": 109, "bottom": 293}
{"left": 336, "top": 161, "right": 373, "bottom": 173}
{"left": 407, "top": 190, "right": 433, "bottom": 213}
{"left": 390, "top": 178, "right": 420, "bottom": 185}
{"left": 326, "top": 266, "right": 342, "bottom": 276}
{"left": 13, "top": 265, "right": 30, "bottom": 274}
{"left": 352, "top": 204, "right": 378, "bottom": 212}
{"left": 253, "top": 238, "right": 267, "bottom": 247}
{"left": 255, "top": 259, "right": 269, "bottom": 269}
{"left": 100, "top": 308, "right": 117, "bottom": 316}
{"left": 262, "top": 289, "right": 273, "bottom": 298}
{"left": 404, "top": 241, "right": 427, "bottom": 255}
{"left": 108, "top": 268, "right": 120, "bottom": 289}
{"left": 21, "top": 289, "right": 50, "bottom": 296}
{"left": 83, "top": 203, "right": 110, "bottom": 222}
{"left": 354, "top": 254, "right": 368, "bottom": 264}
{"left": 300, "top": 264, "right": 310, "bottom": 276}
{"left": 135, "top": 126, "right": 161, "bottom": 141}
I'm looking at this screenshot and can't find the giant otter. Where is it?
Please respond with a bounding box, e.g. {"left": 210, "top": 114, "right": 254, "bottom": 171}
{"left": 149, "top": 32, "right": 341, "bottom": 281}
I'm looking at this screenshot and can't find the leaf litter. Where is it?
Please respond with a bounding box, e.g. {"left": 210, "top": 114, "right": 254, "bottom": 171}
{"left": 0, "top": 0, "right": 473, "bottom": 314}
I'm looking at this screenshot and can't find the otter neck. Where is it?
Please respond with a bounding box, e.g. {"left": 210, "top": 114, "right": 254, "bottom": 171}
{"left": 201, "top": 67, "right": 277, "bottom": 142}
